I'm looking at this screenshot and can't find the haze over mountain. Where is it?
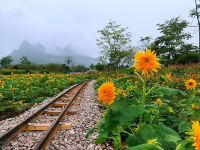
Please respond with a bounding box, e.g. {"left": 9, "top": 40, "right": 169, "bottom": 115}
{"left": 10, "top": 41, "right": 98, "bottom": 66}
{"left": 0, "top": 0, "right": 197, "bottom": 58}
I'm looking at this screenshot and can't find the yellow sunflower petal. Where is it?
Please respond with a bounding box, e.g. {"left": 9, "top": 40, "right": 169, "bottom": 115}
{"left": 133, "top": 49, "right": 160, "bottom": 75}
{"left": 98, "top": 82, "right": 116, "bottom": 105}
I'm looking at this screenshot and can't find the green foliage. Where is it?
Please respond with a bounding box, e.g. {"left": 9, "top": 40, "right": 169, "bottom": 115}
{"left": 95, "top": 63, "right": 106, "bottom": 71}
{"left": 89, "top": 63, "right": 95, "bottom": 70}
{"left": 150, "top": 17, "right": 195, "bottom": 65}
{"left": 126, "top": 123, "right": 181, "bottom": 149}
{"left": 70, "top": 65, "right": 88, "bottom": 72}
{"left": 20, "top": 56, "right": 31, "bottom": 65}
{"left": 175, "top": 51, "right": 199, "bottom": 64}
{"left": 0, "top": 73, "right": 87, "bottom": 119}
{"left": 65, "top": 56, "right": 72, "bottom": 67}
{"left": 128, "top": 144, "right": 159, "bottom": 150}
{"left": 44, "top": 64, "right": 70, "bottom": 73}
{"left": 139, "top": 36, "right": 153, "bottom": 50}
{"left": 92, "top": 98, "right": 144, "bottom": 149}
{"left": 97, "top": 20, "right": 132, "bottom": 70}
{"left": 90, "top": 63, "right": 200, "bottom": 149}
{"left": 0, "top": 56, "right": 13, "bottom": 69}
{"left": 152, "top": 86, "right": 186, "bottom": 99}
{"left": 0, "top": 69, "right": 29, "bottom": 75}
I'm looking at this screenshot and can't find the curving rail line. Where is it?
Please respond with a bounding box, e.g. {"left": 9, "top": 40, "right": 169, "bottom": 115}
{"left": 0, "top": 80, "right": 90, "bottom": 150}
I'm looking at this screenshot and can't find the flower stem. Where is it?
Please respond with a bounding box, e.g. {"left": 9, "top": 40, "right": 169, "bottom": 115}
{"left": 145, "top": 82, "right": 158, "bottom": 96}
{"left": 139, "top": 76, "right": 146, "bottom": 125}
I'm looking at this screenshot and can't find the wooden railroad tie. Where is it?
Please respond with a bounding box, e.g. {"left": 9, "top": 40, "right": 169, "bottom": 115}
{"left": 44, "top": 110, "right": 77, "bottom": 116}
{"left": 23, "top": 123, "right": 72, "bottom": 131}
{"left": 61, "top": 97, "right": 71, "bottom": 101}
{"left": 52, "top": 103, "right": 68, "bottom": 107}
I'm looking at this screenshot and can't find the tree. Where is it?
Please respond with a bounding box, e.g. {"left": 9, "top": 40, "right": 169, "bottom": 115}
{"left": 89, "top": 63, "right": 95, "bottom": 70}
{"left": 96, "top": 20, "right": 132, "bottom": 70}
{"left": 150, "top": 17, "right": 194, "bottom": 65}
{"left": 71, "top": 65, "right": 88, "bottom": 72}
{"left": 120, "top": 47, "right": 136, "bottom": 67}
{"left": 20, "top": 56, "right": 31, "bottom": 65}
{"left": 95, "top": 63, "right": 105, "bottom": 71}
{"left": 0, "top": 56, "right": 13, "bottom": 68}
{"left": 139, "top": 36, "right": 152, "bottom": 50}
{"left": 190, "top": 0, "right": 200, "bottom": 60}
{"left": 65, "top": 56, "right": 72, "bottom": 67}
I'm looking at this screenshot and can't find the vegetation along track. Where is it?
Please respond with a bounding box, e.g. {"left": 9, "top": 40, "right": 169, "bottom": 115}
{"left": 0, "top": 80, "right": 90, "bottom": 150}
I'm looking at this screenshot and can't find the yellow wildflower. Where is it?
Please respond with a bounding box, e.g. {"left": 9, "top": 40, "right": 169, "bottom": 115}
{"left": 133, "top": 49, "right": 160, "bottom": 75}
{"left": 147, "top": 138, "right": 158, "bottom": 145}
{"left": 156, "top": 98, "right": 162, "bottom": 106}
{"left": 98, "top": 82, "right": 116, "bottom": 106}
{"left": 185, "top": 79, "right": 197, "bottom": 90}
{"left": 191, "top": 121, "right": 200, "bottom": 150}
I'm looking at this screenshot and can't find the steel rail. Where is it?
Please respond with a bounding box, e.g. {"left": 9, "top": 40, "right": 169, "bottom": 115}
{"left": 34, "top": 80, "right": 89, "bottom": 150}
{"left": 0, "top": 80, "right": 89, "bottom": 149}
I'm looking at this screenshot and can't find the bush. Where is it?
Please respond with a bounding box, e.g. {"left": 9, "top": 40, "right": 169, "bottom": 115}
{"left": 0, "top": 69, "right": 27, "bottom": 75}
{"left": 71, "top": 65, "right": 88, "bottom": 72}
{"left": 175, "top": 51, "right": 199, "bottom": 64}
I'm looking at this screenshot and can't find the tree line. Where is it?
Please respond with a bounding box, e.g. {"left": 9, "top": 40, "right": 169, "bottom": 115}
{"left": 96, "top": 1, "right": 200, "bottom": 70}
{"left": 0, "top": 56, "right": 94, "bottom": 73}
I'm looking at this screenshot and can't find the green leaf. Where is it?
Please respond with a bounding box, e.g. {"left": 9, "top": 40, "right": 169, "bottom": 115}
{"left": 128, "top": 144, "right": 160, "bottom": 150}
{"left": 94, "top": 137, "right": 107, "bottom": 144}
{"left": 154, "top": 86, "right": 186, "bottom": 98}
{"left": 94, "top": 132, "right": 108, "bottom": 144}
{"left": 176, "top": 144, "right": 185, "bottom": 150}
{"left": 136, "top": 126, "right": 157, "bottom": 142}
{"left": 164, "top": 135, "right": 181, "bottom": 143}
{"left": 126, "top": 125, "right": 158, "bottom": 147}
{"left": 126, "top": 134, "right": 144, "bottom": 147}
{"left": 105, "top": 99, "right": 144, "bottom": 130}
{"left": 156, "top": 123, "right": 181, "bottom": 144}
{"left": 85, "top": 126, "right": 96, "bottom": 139}
{"left": 117, "top": 76, "right": 133, "bottom": 83}
{"left": 178, "top": 121, "right": 190, "bottom": 133}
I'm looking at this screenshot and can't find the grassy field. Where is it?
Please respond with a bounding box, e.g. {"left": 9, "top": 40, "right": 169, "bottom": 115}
{"left": 0, "top": 73, "right": 87, "bottom": 119}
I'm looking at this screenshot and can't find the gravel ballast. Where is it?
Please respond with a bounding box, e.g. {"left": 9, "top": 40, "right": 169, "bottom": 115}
{"left": 0, "top": 80, "right": 113, "bottom": 150}
{"left": 0, "top": 84, "right": 75, "bottom": 135}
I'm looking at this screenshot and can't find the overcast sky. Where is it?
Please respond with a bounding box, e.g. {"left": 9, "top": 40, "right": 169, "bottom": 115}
{"left": 0, "top": 0, "right": 198, "bottom": 58}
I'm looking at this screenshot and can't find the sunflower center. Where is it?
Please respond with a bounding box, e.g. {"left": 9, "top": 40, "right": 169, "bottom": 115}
{"left": 143, "top": 57, "right": 150, "bottom": 63}
{"left": 189, "top": 82, "right": 194, "bottom": 86}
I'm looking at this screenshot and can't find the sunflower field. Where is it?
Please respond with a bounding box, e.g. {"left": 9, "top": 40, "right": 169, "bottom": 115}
{"left": 0, "top": 73, "right": 87, "bottom": 119}
{"left": 88, "top": 49, "right": 200, "bottom": 150}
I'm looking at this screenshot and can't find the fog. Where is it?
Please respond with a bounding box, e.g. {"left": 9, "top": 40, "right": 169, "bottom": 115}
{"left": 0, "top": 0, "right": 198, "bottom": 58}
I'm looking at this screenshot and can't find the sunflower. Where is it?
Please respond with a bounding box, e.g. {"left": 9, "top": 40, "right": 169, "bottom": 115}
{"left": 185, "top": 79, "right": 197, "bottom": 90}
{"left": 98, "top": 82, "right": 116, "bottom": 106}
{"left": 192, "top": 104, "right": 200, "bottom": 110}
{"left": 133, "top": 49, "right": 160, "bottom": 75}
{"left": 147, "top": 138, "right": 158, "bottom": 145}
{"left": 192, "top": 121, "right": 200, "bottom": 150}
{"left": 117, "top": 87, "right": 126, "bottom": 97}
{"left": 0, "top": 80, "right": 4, "bottom": 88}
{"left": 156, "top": 98, "right": 162, "bottom": 106}
{"left": 165, "top": 73, "right": 172, "bottom": 81}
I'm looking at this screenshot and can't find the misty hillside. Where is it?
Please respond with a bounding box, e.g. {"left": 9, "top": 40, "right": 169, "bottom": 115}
{"left": 10, "top": 41, "right": 99, "bottom": 66}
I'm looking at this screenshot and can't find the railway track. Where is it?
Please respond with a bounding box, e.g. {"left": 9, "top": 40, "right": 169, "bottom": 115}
{"left": 0, "top": 80, "right": 90, "bottom": 150}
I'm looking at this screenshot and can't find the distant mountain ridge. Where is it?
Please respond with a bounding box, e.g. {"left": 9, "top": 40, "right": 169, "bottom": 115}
{"left": 10, "top": 41, "right": 98, "bottom": 66}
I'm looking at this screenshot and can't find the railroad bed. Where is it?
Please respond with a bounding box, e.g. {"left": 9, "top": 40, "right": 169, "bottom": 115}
{"left": 0, "top": 80, "right": 113, "bottom": 150}
{"left": 0, "top": 81, "right": 113, "bottom": 150}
